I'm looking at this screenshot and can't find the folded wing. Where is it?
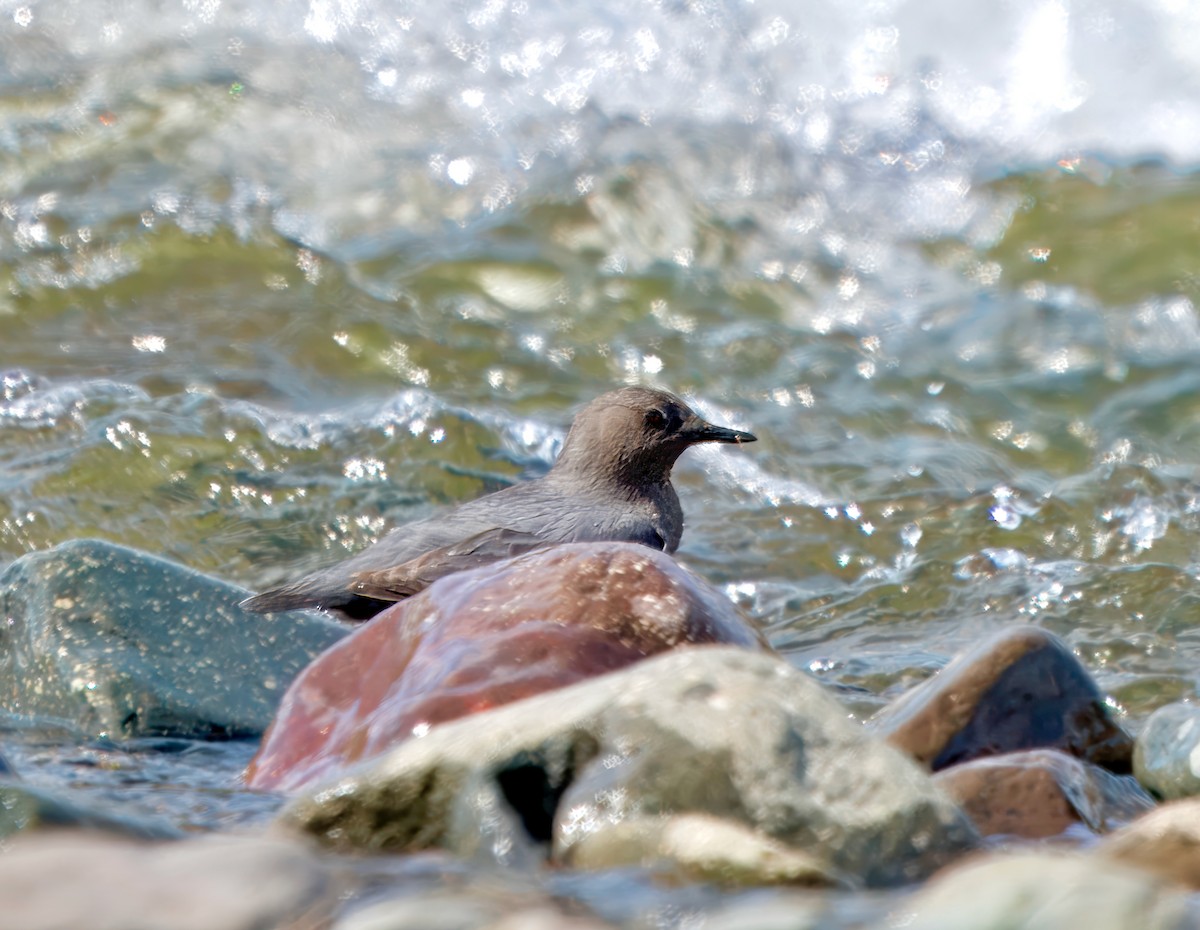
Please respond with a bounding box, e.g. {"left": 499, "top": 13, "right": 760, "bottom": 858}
{"left": 348, "top": 527, "right": 550, "bottom": 601}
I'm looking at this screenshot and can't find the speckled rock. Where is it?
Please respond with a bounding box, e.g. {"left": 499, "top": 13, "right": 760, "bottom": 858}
{"left": 280, "top": 647, "right": 977, "bottom": 888}
{"left": 0, "top": 832, "right": 338, "bottom": 930}
{"left": 874, "top": 625, "right": 1133, "bottom": 773}
{"left": 1098, "top": 798, "right": 1200, "bottom": 890}
{"left": 933, "top": 749, "right": 1154, "bottom": 839}
{"left": 0, "top": 781, "right": 181, "bottom": 840}
{"left": 247, "top": 542, "right": 767, "bottom": 790}
{"left": 0, "top": 539, "right": 347, "bottom": 738}
{"left": 890, "top": 851, "right": 1193, "bottom": 930}
{"left": 1134, "top": 702, "right": 1200, "bottom": 800}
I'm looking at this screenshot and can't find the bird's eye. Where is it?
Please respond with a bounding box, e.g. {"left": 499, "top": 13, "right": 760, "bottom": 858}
{"left": 645, "top": 409, "right": 667, "bottom": 430}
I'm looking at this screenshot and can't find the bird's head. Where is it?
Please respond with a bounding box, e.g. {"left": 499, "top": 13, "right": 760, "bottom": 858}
{"left": 552, "top": 387, "right": 756, "bottom": 489}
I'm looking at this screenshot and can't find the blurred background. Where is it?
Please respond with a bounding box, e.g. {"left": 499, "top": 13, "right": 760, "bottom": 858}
{"left": 4, "top": 0, "right": 1200, "bottom": 746}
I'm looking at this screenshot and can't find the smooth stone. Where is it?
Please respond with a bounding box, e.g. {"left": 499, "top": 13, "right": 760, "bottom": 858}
{"left": 873, "top": 625, "right": 1133, "bottom": 772}
{"left": 247, "top": 542, "right": 767, "bottom": 791}
{"left": 564, "top": 812, "right": 838, "bottom": 887}
{"left": 1133, "top": 701, "right": 1200, "bottom": 799}
{"left": 0, "top": 832, "right": 337, "bottom": 930}
{"left": 1098, "top": 798, "right": 1200, "bottom": 890}
{"left": 890, "top": 851, "right": 1191, "bottom": 930}
{"left": 932, "top": 749, "right": 1154, "bottom": 839}
{"left": 0, "top": 539, "right": 347, "bottom": 739}
{"left": 0, "top": 781, "right": 182, "bottom": 840}
{"left": 280, "top": 647, "right": 977, "bottom": 888}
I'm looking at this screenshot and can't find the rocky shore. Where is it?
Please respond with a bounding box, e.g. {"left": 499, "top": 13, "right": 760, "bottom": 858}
{"left": 2, "top": 538, "right": 1200, "bottom": 928}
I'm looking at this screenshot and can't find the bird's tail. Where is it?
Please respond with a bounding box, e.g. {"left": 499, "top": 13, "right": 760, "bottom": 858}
{"left": 239, "top": 587, "right": 324, "bottom": 614}
{"left": 240, "top": 584, "right": 396, "bottom": 622}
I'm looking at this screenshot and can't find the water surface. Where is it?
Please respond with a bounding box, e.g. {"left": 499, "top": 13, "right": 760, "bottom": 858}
{"left": 3, "top": 0, "right": 1200, "bottom": 851}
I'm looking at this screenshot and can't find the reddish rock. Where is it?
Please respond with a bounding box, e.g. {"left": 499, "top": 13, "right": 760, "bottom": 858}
{"left": 933, "top": 749, "right": 1154, "bottom": 840}
{"left": 246, "top": 542, "right": 767, "bottom": 791}
{"left": 873, "top": 625, "right": 1133, "bottom": 772}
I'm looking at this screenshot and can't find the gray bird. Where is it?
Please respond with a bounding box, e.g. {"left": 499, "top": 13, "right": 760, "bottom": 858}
{"left": 240, "top": 386, "right": 756, "bottom": 620}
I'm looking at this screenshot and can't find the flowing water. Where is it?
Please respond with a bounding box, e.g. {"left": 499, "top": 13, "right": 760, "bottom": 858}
{"left": 4, "top": 0, "right": 1200, "bottom": 894}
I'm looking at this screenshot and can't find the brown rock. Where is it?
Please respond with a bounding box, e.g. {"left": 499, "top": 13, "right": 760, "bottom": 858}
{"left": 933, "top": 749, "right": 1154, "bottom": 839}
{"left": 1098, "top": 798, "right": 1200, "bottom": 890}
{"left": 873, "top": 625, "right": 1133, "bottom": 772}
{"left": 247, "top": 542, "right": 766, "bottom": 790}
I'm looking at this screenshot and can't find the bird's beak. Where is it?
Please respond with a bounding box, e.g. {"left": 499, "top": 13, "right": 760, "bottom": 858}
{"left": 682, "top": 417, "right": 757, "bottom": 445}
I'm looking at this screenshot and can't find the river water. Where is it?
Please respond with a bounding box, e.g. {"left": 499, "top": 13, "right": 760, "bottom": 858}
{"left": 3, "top": 0, "right": 1200, "bottom": 882}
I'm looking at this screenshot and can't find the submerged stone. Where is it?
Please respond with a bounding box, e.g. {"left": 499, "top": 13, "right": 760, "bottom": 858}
{"left": 0, "top": 539, "right": 346, "bottom": 739}
{"left": 932, "top": 749, "right": 1154, "bottom": 840}
{"left": 1133, "top": 701, "right": 1200, "bottom": 800}
{"left": 874, "top": 625, "right": 1133, "bottom": 772}
{"left": 280, "top": 647, "right": 977, "bottom": 888}
{"left": 247, "top": 542, "right": 767, "bottom": 790}
{"left": 0, "top": 782, "right": 182, "bottom": 841}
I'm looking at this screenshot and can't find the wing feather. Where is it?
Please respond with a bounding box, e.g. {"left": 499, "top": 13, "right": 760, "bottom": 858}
{"left": 348, "top": 527, "right": 549, "bottom": 601}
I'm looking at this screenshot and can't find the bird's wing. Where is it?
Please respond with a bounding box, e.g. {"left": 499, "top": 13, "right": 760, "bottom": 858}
{"left": 347, "top": 526, "right": 551, "bottom": 601}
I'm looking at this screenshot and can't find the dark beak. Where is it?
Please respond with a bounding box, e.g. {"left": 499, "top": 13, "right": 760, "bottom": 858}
{"left": 682, "top": 417, "right": 757, "bottom": 445}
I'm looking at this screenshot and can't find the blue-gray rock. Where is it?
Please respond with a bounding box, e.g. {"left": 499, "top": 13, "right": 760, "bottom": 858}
{"left": 1134, "top": 702, "right": 1200, "bottom": 800}
{"left": 280, "top": 647, "right": 978, "bottom": 888}
{"left": 0, "top": 539, "right": 347, "bottom": 739}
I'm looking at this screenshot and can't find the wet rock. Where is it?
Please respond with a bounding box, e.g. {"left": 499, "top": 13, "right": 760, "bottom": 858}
{"left": 699, "top": 893, "right": 884, "bottom": 930}
{"left": 932, "top": 749, "right": 1154, "bottom": 839}
{"left": 481, "top": 908, "right": 616, "bottom": 930}
{"left": 0, "top": 781, "right": 182, "bottom": 840}
{"left": 1098, "top": 798, "right": 1200, "bottom": 890}
{"left": 1133, "top": 701, "right": 1200, "bottom": 799}
{"left": 563, "top": 812, "right": 838, "bottom": 887}
{"left": 280, "top": 647, "right": 977, "bottom": 888}
{"left": 0, "top": 539, "right": 347, "bottom": 739}
{"left": 335, "top": 888, "right": 616, "bottom": 930}
{"left": 891, "top": 851, "right": 1191, "bottom": 930}
{"left": 874, "top": 625, "right": 1133, "bottom": 772}
{"left": 247, "top": 542, "right": 767, "bottom": 790}
{"left": 0, "top": 831, "right": 337, "bottom": 930}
